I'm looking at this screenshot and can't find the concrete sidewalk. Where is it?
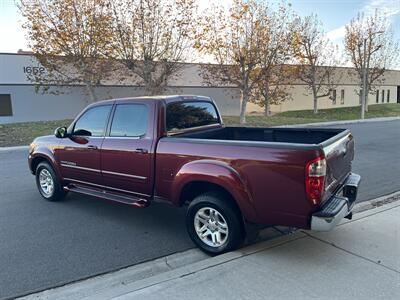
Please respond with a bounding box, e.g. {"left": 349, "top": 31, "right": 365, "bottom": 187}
{"left": 99, "top": 202, "right": 400, "bottom": 300}
{"left": 23, "top": 199, "right": 400, "bottom": 300}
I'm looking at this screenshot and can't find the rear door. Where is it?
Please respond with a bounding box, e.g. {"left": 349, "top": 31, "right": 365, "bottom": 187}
{"left": 322, "top": 131, "right": 355, "bottom": 200}
{"left": 100, "top": 102, "right": 154, "bottom": 199}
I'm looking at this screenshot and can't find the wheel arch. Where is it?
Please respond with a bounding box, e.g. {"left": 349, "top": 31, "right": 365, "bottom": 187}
{"left": 180, "top": 181, "right": 240, "bottom": 209}
{"left": 31, "top": 156, "right": 48, "bottom": 174}
{"left": 172, "top": 160, "right": 257, "bottom": 222}
{"left": 30, "top": 151, "right": 60, "bottom": 178}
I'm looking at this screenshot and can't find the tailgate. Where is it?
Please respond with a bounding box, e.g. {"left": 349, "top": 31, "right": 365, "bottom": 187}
{"left": 321, "top": 130, "right": 354, "bottom": 203}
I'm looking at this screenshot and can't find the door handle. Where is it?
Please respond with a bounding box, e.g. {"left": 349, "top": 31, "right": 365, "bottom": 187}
{"left": 134, "top": 148, "right": 148, "bottom": 154}
{"left": 87, "top": 145, "right": 98, "bottom": 150}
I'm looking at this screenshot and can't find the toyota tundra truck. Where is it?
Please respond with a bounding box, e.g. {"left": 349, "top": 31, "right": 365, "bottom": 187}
{"left": 28, "top": 95, "right": 361, "bottom": 254}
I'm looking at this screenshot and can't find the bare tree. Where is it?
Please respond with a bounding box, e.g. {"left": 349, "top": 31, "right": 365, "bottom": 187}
{"left": 110, "top": 0, "right": 196, "bottom": 95}
{"left": 250, "top": 6, "right": 294, "bottom": 116}
{"left": 195, "top": 0, "right": 280, "bottom": 124}
{"left": 292, "top": 14, "right": 340, "bottom": 114}
{"left": 19, "top": 0, "right": 115, "bottom": 102}
{"left": 251, "top": 65, "right": 293, "bottom": 116}
{"left": 345, "top": 10, "right": 399, "bottom": 115}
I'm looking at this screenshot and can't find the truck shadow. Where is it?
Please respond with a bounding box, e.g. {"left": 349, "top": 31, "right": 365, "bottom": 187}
{"left": 57, "top": 193, "right": 293, "bottom": 250}
{"left": 60, "top": 192, "right": 189, "bottom": 236}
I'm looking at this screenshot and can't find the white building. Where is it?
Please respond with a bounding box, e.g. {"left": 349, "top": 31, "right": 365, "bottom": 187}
{"left": 0, "top": 52, "right": 399, "bottom": 124}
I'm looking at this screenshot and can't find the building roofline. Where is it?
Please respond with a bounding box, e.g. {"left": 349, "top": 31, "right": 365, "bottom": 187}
{"left": 0, "top": 52, "right": 35, "bottom": 57}
{"left": 1, "top": 52, "right": 399, "bottom": 72}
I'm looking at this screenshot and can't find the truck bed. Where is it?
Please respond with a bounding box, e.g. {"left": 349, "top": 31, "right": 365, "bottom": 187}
{"left": 174, "top": 126, "right": 346, "bottom": 145}
{"left": 160, "top": 125, "right": 354, "bottom": 223}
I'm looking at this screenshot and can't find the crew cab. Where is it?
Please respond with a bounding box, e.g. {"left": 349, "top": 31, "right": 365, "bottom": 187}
{"left": 29, "top": 95, "right": 361, "bottom": 254}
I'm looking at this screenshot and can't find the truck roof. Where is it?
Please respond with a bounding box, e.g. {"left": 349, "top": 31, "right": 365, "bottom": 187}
{"left": 94, "top": 95, "right": 213, "bottom": 105}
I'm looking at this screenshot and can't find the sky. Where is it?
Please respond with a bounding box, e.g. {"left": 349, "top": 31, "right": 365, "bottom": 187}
{"left": 290, "top": 0, "right": 400, "bottom": 42}
{"left": 0, "top": 0, "right": 399, "bottom": 55}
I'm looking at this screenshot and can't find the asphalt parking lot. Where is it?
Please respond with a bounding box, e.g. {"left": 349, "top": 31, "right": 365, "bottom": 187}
{"left": 0, "top": 120, "right": 399, "bottom": 300}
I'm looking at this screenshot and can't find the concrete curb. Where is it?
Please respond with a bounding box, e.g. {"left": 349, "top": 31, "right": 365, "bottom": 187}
{"left": 85, "top": 233, "right": 308, "bottom": 300}
{"left": 275, "top": 116, "right": 400, "bottom": 128}
{"left": 20, "top": 191, "right": 400, "bottom": 300}
{"left": 352, "top": 190, "right": 400, "bottom": 214}
{"left": 0, "top": 145, "right": 29, "bottom": 152}
{"left": 19, "top": 249, "right": 209, "bottom": 300}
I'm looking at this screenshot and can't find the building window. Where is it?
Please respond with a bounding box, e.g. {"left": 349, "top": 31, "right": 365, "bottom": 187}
{"left": 0, "top": 94, "right": 13, "bottom": 117}
{"left": 376, "top": 90, "right": 379, "bottom": 103}
{"left": 340, "top": 89, "right": 345, "bottom": 104}
{"left": 381, "top": 90, "right": 385, "bottom": 103}
{"left": 330, "top": 89, "right": 337, "bottom": 105}
{"left": 387, "top": 90, "right": 390, "bottom": 103}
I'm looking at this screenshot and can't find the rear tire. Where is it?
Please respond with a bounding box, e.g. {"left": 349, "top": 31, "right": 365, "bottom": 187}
{"left": 35, "top": 161, "right": 66, "bottom": 201}
{"left": 186, "top": 192, "right": 245, "bottom": 255}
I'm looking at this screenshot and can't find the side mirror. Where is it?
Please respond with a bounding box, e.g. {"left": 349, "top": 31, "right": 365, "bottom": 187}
{"left": 54, "top": 126, "right": 68, "bottom": 138}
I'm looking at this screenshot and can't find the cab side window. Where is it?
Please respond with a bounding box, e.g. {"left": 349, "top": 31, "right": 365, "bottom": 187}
{"left": 73, "top": 105, "right": 112, "bottom": 137}
{"left": 110, "top": 104, "right": 148, "bottom": 137}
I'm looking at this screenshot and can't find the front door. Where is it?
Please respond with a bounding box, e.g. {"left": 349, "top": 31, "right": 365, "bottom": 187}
{"left": 101, "top": 102, "right": 154, "bottom": 199}
{"left": 56, "top": 104, "right": 113, "bottom": 186}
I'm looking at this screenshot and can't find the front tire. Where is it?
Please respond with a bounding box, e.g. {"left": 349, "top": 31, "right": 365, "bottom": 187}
{"left": 186, "top": 192, "right": 245, "bottom": 255}
{"left": 35, "top": 162, "right": 66, "bottom": 201}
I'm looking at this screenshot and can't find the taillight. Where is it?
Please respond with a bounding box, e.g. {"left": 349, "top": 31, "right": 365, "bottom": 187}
{"left": 305, "top": 156, "right": 326, "bottom": 206}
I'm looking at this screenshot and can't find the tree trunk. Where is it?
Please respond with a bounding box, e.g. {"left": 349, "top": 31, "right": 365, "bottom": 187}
{"left": 365, "top": 57, "right": 370, "bottom": 113}
{"left": 144, "top": 81, "right": 153, "bottom": 96}
{"left": 264, "top": 95, "right": 270, "bottom": 116}
{"left": 239, "top": 90, "right": 248, "bottom": 124}
{"left": 143, "top": 60, "right": 153, "bottom": 96}
{"left": 312, "top": 86, "right": 318, "bottom": 114}
{"left": 313, "top": 96, "right": 318, "bottom": 114}
{"left": 312, "top": 93, "right": 318, "bottom": 114}
{"left": 364, "top": 80, "right": 369, "bottom": 112}
{"left": 263, "top": 83, "right": 270, "bottom": 116}
{"left": 85, "top": 84, "right": 97, "bottom": 103}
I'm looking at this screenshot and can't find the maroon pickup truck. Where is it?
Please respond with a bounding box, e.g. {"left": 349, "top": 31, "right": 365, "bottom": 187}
{"left": 29, "top": 95, "right": 360, "bottom": 254}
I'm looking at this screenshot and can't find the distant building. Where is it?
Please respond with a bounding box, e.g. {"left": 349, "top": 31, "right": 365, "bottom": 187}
{"left": 0, "top": 52, "right": 399, "bottom": 124}
{"left": 0, "top": 53, "right": 241, "bottom": 124}
{"left": 247, "top": 66, "right": 400, "bottom": 114}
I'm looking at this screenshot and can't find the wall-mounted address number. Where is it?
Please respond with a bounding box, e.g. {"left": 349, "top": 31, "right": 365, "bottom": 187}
{"left": 23, "top": 66, "right": 45, "bottom": 75}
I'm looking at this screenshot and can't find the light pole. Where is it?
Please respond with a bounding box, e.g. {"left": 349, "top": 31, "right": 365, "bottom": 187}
{"left": 361, "top": 38, "right": 366, "bottom": 119}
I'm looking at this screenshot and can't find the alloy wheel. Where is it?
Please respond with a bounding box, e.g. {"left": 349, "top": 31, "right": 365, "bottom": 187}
{"left": 194, "top": 207, "right": 229, "bottom": 247}
{"left": 39, "top": 168, "right": 55, "bottom": 197}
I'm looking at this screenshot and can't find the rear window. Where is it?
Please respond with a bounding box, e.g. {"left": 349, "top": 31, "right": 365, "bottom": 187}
{"left": 166, "top": 101, "right": 220, "bottom": 132}
{"left": 110, "top": 104, "right": 148, "bottom": 137}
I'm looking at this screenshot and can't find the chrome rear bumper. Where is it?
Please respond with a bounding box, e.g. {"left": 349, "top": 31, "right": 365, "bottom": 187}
{"left": 311, "top": 173, "right": 361, "bottom": 231}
